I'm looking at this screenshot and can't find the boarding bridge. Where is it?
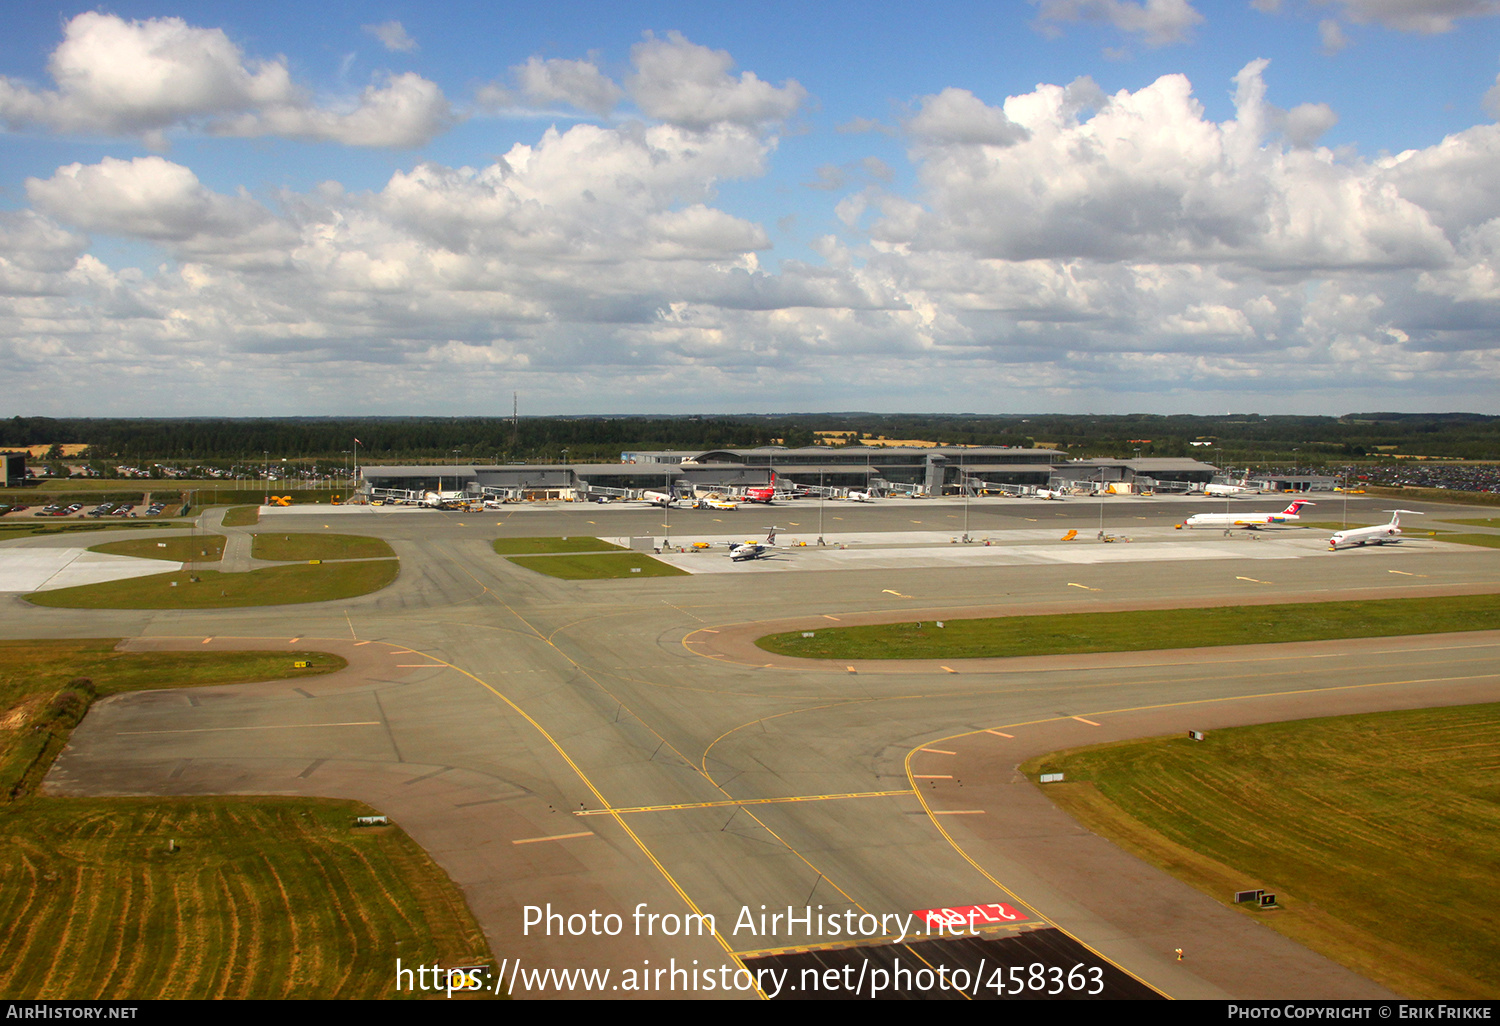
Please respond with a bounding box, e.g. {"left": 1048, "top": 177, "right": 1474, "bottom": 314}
{"left": 479, "top": 486, "right": 523, "bottom": 503}
{"left": 582, "top": 484, "right": 632, "bottom": 500}
{"left": 369, "top": 487, "right": 426, "bottom": 505}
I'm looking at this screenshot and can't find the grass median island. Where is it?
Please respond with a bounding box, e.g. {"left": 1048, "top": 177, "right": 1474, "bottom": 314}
{"left": 251, "top": 532, "right": 395, "bottom": 561}
{"left": 508, "top": 551, "right": 687, "bottom": 579}
{"left": 491, "top": 536, "right": 624, "bottom": 555}
{"left": 221, "top": 505, "right": 259, "bottom": 527}
{"left": 757, "top": 593, "right": 1500, "bottom": 660}
{"left": 1020, "top": 703, "right": 1500, "bottom": 998}
{"left": 90, "top": 533, "right": 226, "bottom": 562}
{"left": 1445, "top": 517, "right": 1500, "bottom": 529}
{"left": 25, "top": 558, "right": 399, "bottom": 609}
{"left": 0, "top": 520, "right": 187, "bottom": 540}
{"left": 0, "top": 640, "right": 493, "bottom": 1000}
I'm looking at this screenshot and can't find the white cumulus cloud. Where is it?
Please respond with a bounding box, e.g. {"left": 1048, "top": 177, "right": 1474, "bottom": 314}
{"left": 627, "top": 31, "right": 806, "bottom": 129}
{"left": 0, "top": 12, "right": 452, "bottom": 148}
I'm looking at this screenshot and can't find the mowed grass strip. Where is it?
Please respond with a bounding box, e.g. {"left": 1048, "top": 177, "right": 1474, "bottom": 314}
{"left": 1436, "top": 533, "right": 1500, "bottom": 549}
{"left": 251, "top": 532, "right": 395, "bottom": 561}
{"left": 0, "top": 797, "right": 493, "bottom": 999}
{"left": 0, "top": 521, "right": 186, "bottom": 540}
{"left": 1445, "top": 517, "right": 1500, "bottom": 528}
{"left": 508, "top": 552, "right": 687, "bottom": 579}
{"left": 1021, "top": 704, "right": 1500, "bottom": 998}
{"left": 90, "top": 534, "right": 227, "bottom": 562}
{"left": 25, "top": 559, "right": 399, "bottom": 609}
{"left": 220, "top": 505, "right": 259, "bottom": 527}
{"left": 492, "top": 536, "right": 624, "bottom": 555}
{"left": 757, "top": 593, "right": 1500, "bottom": 659}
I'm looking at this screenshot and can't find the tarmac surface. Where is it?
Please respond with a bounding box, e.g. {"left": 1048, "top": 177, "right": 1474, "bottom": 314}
{"left": 9, "top": 492, "right": 1500, "bottom": 1000}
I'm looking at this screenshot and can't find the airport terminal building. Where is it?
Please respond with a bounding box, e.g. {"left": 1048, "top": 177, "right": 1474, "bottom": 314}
{"left": 358, "top": 446, "right": 1219, "bottom": 502}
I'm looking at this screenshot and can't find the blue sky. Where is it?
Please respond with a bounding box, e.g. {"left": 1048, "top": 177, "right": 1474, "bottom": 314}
{"left": 2, "top": 1, "right": 1499, "bottom": 416}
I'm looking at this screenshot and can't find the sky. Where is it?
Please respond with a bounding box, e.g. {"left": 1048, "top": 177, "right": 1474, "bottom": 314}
{"left": 2, "top": 1, "right": 1500, "bottom": 418}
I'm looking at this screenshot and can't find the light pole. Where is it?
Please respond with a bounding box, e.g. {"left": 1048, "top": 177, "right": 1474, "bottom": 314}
{"left": 263, "top": 451, "right": 269, "bottom": 505}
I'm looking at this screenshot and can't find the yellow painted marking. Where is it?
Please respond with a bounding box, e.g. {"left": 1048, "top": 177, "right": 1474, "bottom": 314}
{"left": 941, "top": 666, "right": 956, "bottom": 674}
{"left": 914, "top": 774, "right": 953, "bottom": 780}
{"left": 390, "top": 648, "right": 414, "bottom": 655}
{"left": 920, "top": 748, "right": 956, "bottom": 755}
{"left": 846, "top": 665, "right": 856, "bottom": 673}
{"left": 397, "top": 664, "right": 447, "bottom": 668}
{"left": 823, "top": 615, "right": 840, "bottom": 621}
{"left": 354, "top": 640, "right": 371, "bottom": 646}
{"left": 513, "top": 831, "right": 593, "bottom": 845}
{"left": 1236, "top": 576, "right": 1271, "bottom": 584}
{"left": 1067, "top": 583, "right": 1099, "bottom": 591}
{"left": 1072, "top": 716, "right": 1101, "bottom": 726}
{"left": 881, "top": 589, "right": 911, "bottom": 597}
{"left": 1024, "top": 518, "right": 1038, "bottom": 522}
{"left": 288, "top": 637, "right": 301, "bottom": 643}
{"left": 1388, "top": 570, "right": 1427, "bottom": 577}
{"left": 201, "top": 637, "right": 213, "bottom": 644}
{"left": 573, "top": 790, "right": 914, "bottom": 816}
{"left": 985, "top": 730, "right": 1014, "bottom": 738}
{"left": 119, "top": 721, "right": 380, "bottom": 735}
{"left": 933, "top": 810, "right": 986, "bottom": 816}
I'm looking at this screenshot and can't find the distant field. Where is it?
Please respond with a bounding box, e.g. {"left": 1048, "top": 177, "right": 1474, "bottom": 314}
{"left": 1364, "top": 485, "right": 1500, "bottom": 508}
{"left": 91, "top": 534, "right": 226, "bottom": 562}
{"left": 757, "top": 593, "right": 1500, "bottom": 660}
{"left": 0, "top": 639, "right": 491, "bottom": 1000}
{"left": 492, "top": 536, "right": 624, "bottom": 555}
{"left": 1021, "top": 703, "right": 1500, "bottom": 998}
{"left": 25, "top": 559, "right": 399, "bottom": 609}
{"left": 508, "top": 552, "right": 686, "bottom": 579}
{"left": 251, "top": 532, "right": 395, "bottom": 561}
{"left": 1446, "top": 517, "right": 1500, "bottom": 528}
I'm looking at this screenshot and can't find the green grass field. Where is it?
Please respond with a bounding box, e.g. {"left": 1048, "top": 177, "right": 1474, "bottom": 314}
{"left": 492, "top": 536, "right": 624, "bottom": 555}
{"left": 91, "top": 534, "right": 227, "bottom": 562}
{"left": 1445, "top": 517, "right": 1500, "bottom": 528}
{"left": 251, "top": 532, "right": 395, "bottom": 561}
{"left": 757, "top": 593, "right": 1500, "bottom": 660}
{"left": 1436, "top": 533, "right": 1500, "bottom": 549}
{"left": 221, "top": 505, "right": 259, "bottom": 527}
{"left": 25, "top": 559, "right": 399, "bottom": 609}
{"left": 0, "top": 520, "right": 187, "bottom": 540}
{"left": 1021, "top": 703, "right": 1500, "bottom": 998}
{"left": 508, "top": 552, "right": 687, "bottom": 579}
{"left": 0, "top": 640, "right": 493, "bottom": 999}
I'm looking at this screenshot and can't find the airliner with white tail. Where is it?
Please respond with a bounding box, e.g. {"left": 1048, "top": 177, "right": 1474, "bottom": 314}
{"left": 1328, "top": 510, "right": 1421, "bottom": 550}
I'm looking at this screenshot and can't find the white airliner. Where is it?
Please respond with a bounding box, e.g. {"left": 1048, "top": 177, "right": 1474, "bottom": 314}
{"left": 729, "top": 528, "right": 778, "bottom": 561}
{"left": 1182, "top": 498, "right": 1313, "bottom": 530}
{"left": 640, "top": 490, "right": 678, "bottom": 508}
{"left": 847, "top": 490, "right": 873, "bottom": 503}
{"left": 1035, "top": 488, "right": 1066, "bottom": 500}
{"left": 1328, "top": 510, "right": 1422, "bottom": 550}
{"left": 1204, "top": 473, "right": 1258, "bottom": 498}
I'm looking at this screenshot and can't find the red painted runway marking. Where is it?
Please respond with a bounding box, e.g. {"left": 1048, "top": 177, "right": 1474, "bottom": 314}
{"left": 914, "top": 903, "right": 1032, "bottom": 929}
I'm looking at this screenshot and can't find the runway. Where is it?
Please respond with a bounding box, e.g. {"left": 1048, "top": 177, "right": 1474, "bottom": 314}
{"left": 13, "top": 494, "right": 1500, "bottom": 1000}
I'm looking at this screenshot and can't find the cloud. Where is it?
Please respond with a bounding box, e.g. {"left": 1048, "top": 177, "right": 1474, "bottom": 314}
{"left": 906, "top": 88, "right": 1030, "bottom": 147}
{"left": 513, "top": 56, "right": 623, "bottom": 116}
{"left": 0, "top": 12, "right": 452, "bottom": 147}
{"left": 1319, "top": 18, "right": 1351, "bottom": 52}
{"left": 364, "top": 21, "right": 417, "bottom": 52}
{"left": 1317, "top": 0, "right": 1500, "bottom": 33}
{"left": 627, "top": 31, "right": 806, "bottom": 129}
{"left": 26, "top": 156, "right": 295, "bottom": 266}
{"left": 1030, "top": 0, "right": 1205, "bottom": 46}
